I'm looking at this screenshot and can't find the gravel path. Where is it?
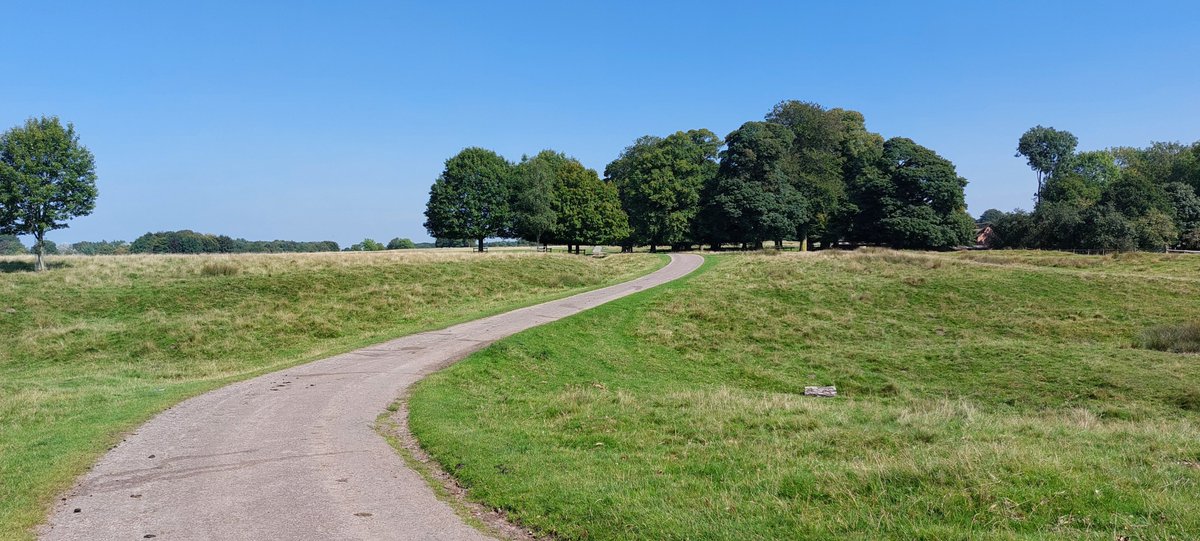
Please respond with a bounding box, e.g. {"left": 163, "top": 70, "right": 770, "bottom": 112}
{"left": 39, "top": 254, "right": 703, "bottom": 541}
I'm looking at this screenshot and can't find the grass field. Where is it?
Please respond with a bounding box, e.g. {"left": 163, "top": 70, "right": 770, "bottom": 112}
{"left": 0, "top": 250, "right": 663, "bottom": 540}
{"left": 409, "top": 250, "right": 1200, "bottom": 540}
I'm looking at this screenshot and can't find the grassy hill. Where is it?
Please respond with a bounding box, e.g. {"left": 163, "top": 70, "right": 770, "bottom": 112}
{"left": 0, "top": 251, "right": 663, "bottom": 540}
{"left": 409, "top": 250, "right": 1200, "bottom": 540}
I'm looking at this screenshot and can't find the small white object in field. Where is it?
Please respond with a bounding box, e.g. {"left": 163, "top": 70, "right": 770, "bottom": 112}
{"left": 804, "top": 386, "right": 837, "bottom": 397}
{"left": 592, "top": 245, "right": 603, "bottom": 256}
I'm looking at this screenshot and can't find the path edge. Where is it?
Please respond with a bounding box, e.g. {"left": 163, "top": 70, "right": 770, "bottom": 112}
{"left": 379, "top": 253, "right": 709, "bottom": 540}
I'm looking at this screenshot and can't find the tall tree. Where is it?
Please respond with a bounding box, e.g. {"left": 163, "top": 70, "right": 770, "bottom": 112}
{"left": 765, "top": 101, "right": 853, "bottom": 249}
{"left": 607, "top": 129, "right": 720, "bottom": 251}
{"left": 700, "top": 122, "right": 806, "bottom": 249}
{"left": 853, "top": 137, "right": 974, "bottom": 249}
{"left": 509, "top": 151, "right": 563, "bottom": 245}
{"left": 423, "top": 147, "right": 513, "bottom": 252}
{"left": 1016, "top": 125, "right": 1078, "bottom": 202}
{"left": 551, "top": 158, "right": 630, "bottom": 253}
{"left": 0, "top": 116, "right": 98, "bottom": 271}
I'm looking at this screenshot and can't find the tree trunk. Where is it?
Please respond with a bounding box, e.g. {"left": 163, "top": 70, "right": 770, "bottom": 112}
{"left": 649, "top": 244, "right": 657, "bottom": 253}
{"left": 35, "top": 229, "right": 45, "bottom": 272}
{"left": 774, "top": 239, "right": 783, "bottom": 250}
{"left": 477, "top": 238, "right": 485, "bottom": 252}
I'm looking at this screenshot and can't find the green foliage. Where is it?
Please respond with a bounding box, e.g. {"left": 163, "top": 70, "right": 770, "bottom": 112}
{"left": 386, "top": 237, "right": 417, "bottom": 250}
{"left": 509, "top": 151, "right": 561, "bottom": 244}
{"left": 700, "top": 122, "right": 806, "bottom": 247}
{"left": 34, "top": 239, "right": 58, "bottom": 256}
{"left": 1016, "top": 125, "right": 1078, "bottom": 197}
{"left": 0, "top": 235, "right": 26, "bottom": 255}
{"left": 550, "top": 157, "right": 630, "bottom": 248}
{"left": 1028, "top": 201, "right": 1085, "bottom": 249}
{"left": 1100, "top": 173, "right": 1170, "bottom": 218}
{"left": 0, "top": 116, "right": 98, "bottom": 271}
{"left": 1041, "top": 151, "right": 1116, "bottom": 209}
{"left": 424, "top": 147, "right": 514, "bottom": 251}
{"left": 986, "top": 209, "right": 1035, "bottom": 248}
{"left": 852, "top": 137, "right": 973, "bottom": 249}
{"left": 434, "top": 237, "right": 471, "bottom": 248}
{"left": 1080, "top": 206, "right": 1137, "bottom": 251}
{"left": 607, "top": 130, "right": 720, "bottom": 250}
{"left": 1164, "top": 182, "right": 1200, "bottom": 233}
{"left": 349, "top": 238, "right": 386, "bottom": 251}
{"left": 766, "top": 101, "right": 871, "bottom": 244}
{"left": 1134, "top": 210, "right": 1178, "bottom": 251}
{"left": 976, "top": 208, "right": 1006, "bottom": 224}
{"left": 67, "top": 240, "right": 129, "bottom": 255}
{"left": 130, "top": 230, "right": 338, "bottom": 253}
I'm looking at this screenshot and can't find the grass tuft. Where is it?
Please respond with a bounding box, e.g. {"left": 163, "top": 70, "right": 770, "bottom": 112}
{"left": 199, "top": 261, "right": 240, "bottom": 276}
{"left": 1139, "top": 321, "right": 1200, "bottom": 353}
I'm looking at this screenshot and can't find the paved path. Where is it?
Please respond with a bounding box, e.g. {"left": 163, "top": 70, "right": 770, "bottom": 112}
{"left": 40, "top": 254, "right": 703, "bottom": 541}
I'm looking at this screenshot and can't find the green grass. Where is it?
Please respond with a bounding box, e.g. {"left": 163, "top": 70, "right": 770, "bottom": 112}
{"left": 0, "top": 250, "right": 663, "bottom": 540}
{"left": 409, "top": 250, "right": 1200, "bottom": 540}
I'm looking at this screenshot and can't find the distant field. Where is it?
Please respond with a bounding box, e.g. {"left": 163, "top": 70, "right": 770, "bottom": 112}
{"left": 0, "top": 251, "right": 663, "bottom": 540}
{"left": 409, "top": 250, "right": 1200, "bottom": 540}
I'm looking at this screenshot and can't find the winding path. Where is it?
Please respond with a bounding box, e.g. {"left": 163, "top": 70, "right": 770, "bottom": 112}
{"left": 40, "top": 254, "right": 703, "bottom": 541}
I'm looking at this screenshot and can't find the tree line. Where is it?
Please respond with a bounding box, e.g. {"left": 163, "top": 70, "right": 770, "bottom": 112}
{"left": 424, "top": 100, "right": 975, "bottom": 252}
{"left": 981, "top": 127, "right": 1200, "bottom": 251}
{"left": 127, "top": 230, "right": 340, "bottom": 254}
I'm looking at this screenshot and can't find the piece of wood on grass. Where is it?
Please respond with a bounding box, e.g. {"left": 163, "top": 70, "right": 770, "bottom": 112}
{"left": 804, "top": 386, "right": 837, "bottom": 398}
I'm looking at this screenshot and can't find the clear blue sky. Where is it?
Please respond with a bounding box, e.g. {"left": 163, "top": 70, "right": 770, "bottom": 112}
{"left": 4, "top": 1, "right": 1198, "bottom": 246}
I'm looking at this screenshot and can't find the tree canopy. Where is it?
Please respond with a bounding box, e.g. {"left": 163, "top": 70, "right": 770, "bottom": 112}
{"left": 387, "top": 237, "right": 417, "bottom": 249}
{"left": 606, "top": 130, "right": 720, "bottom": 251}
{"left": 1016, "top": 125, "right": 1078, "bottom": 201}
{"left": 423, "top": 100, "right": 974, "bottom": 253}
{"left": 423, "top": 147, "right": 514, "bottom": 252}
{"left": 699, "top": 121, "right": 806, "bottom": 249}
{"left": 986, "top": 130, "right": 1200, "bottom": 251}
{"left": 852, "top": 137, "right": 974, "bottom": 249}
{"left": 0, "top": 116, "right": 98, "bottom": 270}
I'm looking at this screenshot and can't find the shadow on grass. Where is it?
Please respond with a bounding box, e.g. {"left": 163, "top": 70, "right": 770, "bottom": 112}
{"left": 0, "top": 260, "right": 71, "bottom": 273}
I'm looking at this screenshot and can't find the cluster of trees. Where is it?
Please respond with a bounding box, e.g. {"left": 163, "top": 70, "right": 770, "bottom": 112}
{"left": 981, "top": 127, "right": 1200, "bottom": 251}
{"left": 67, "top": 240, "right": 128, "bottom": 255}
{"left": 424, "top": 148, "right": 628, "bottom": 253}
{"left": 129, "top": 230, "right": 340, "bottom": 254}
{"left": 0, "top": 116, "right": 98, "bottom": 270}
{"left": 425, "top": 100, "right": 974, "bottom": 252}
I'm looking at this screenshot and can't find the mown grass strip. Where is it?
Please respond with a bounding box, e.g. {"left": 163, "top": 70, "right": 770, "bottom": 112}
{"left": 409, "top": 250, "right": 1200, "bottom": 540}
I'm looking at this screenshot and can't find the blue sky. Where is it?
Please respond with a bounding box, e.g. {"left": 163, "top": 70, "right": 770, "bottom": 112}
{"left": 4, "top": 1, "right": 1198, "bottom": 246}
